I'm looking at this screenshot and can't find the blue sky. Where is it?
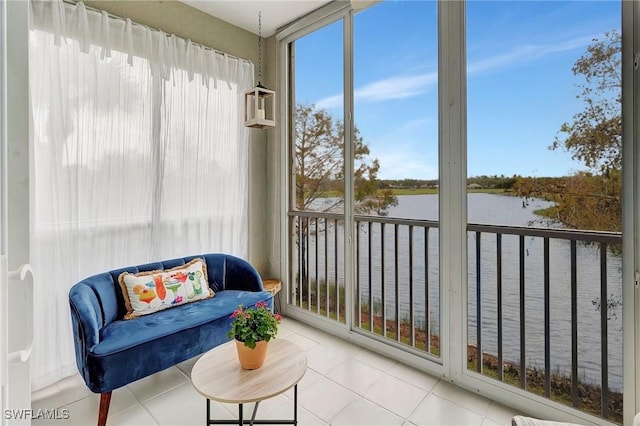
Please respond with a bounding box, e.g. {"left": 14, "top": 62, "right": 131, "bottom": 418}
{"left": 294, "top": 1, "right": 621, "bottom": 180}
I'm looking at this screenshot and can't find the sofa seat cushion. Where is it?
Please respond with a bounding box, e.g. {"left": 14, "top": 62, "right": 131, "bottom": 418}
{"left": 95, "top": 290, "right": 272, "bottom": 356}
{"left": 84, "top": 290, "right": 273, "bottom": 393}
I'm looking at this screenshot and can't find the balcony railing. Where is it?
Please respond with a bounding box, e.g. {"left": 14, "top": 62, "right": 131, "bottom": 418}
{"left": 467, "top": 224, "right": 622, "bottom": 422}
{"left": 288, "top": 211, "right": 623, "bottom": 423}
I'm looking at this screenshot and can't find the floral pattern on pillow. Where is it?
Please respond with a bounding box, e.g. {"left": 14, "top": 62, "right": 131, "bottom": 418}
{"left": 118, "top": 258, "right": 214, "bottom": 319}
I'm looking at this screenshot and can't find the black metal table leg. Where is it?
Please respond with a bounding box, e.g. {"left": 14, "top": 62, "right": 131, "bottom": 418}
{"left": 293, "top": 384, "right": 298, "bottom": 425}
{"left": 205, "top": 383, "right": 299, "bottom": 425}
{"left": 250, "top": 401, "right": 260, "bottom": 426}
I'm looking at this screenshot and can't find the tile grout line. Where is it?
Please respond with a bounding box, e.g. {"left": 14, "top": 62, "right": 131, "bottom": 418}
{"left": 126, "top": 368, "right": 193, "bottom": 425}
{"left": 401, "top": 378, "right": 440, "bottom": 423}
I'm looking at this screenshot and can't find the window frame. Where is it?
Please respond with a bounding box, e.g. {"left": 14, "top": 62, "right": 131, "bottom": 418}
{"left": 277, "top": 1, "right": 636, "bottom": 424}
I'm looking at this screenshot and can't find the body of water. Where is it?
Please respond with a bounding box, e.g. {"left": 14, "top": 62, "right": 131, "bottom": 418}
{"left": 303, "top": 193, "right": 623, "bottom": 391}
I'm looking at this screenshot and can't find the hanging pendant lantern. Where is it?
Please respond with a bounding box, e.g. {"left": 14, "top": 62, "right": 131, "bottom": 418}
{"left": 245, "top": 12, "right": 275, "bottom": 129}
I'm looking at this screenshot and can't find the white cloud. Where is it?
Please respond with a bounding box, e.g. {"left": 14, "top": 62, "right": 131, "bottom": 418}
{"left": 356, "top": 73, "right": 438, "bottom": 102}
{"left": 316, "top": 72, "right": 437, "bottom": 110}
{"left": 315, "top": 94, "right": 343, "bottom": 110}
{"left": 374, "top": 149, "right": 438, "bottom": 180}
{"left": 314, "top": 35, "right": 592, "bottom": 110}
{"left": 467, "top": 35, "right": 592, "bottom": 74}
{"left": 365, "top": 118, "right": 438, "bottom": 179}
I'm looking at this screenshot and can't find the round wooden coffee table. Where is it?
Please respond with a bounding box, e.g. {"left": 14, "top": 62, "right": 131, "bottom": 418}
{"left": 191, "top": 338, "right": 307, "bottom": 425}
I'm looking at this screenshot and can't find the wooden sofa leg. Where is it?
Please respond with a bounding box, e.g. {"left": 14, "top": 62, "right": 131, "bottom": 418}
{"left": 98, "top": 392, "right": 112, "bottom": 426}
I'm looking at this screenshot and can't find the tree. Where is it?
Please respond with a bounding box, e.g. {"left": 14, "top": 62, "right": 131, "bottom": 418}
{"left": 294, "top": 104, "right": 397, "bottom": 300}
{"left": 518, "top": 31, "right": 621, "bottom": 232}
{"left": 551, "top": 30, "right": 621, "bottom": 173}
{"left": 294, "top": 103, "right": 396, "bottom": 215}
{"left": 515, "top": 171, "right": 621, "bottom": 231}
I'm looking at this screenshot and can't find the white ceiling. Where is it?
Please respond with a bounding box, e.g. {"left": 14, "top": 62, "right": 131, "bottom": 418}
{"left": 180, "top": 0, "right": 333, "bottom": 37}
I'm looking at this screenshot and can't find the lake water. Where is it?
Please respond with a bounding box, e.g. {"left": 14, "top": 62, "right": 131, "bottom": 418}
{"left": 304, "top": 193, "right": 623, "bottom": 391}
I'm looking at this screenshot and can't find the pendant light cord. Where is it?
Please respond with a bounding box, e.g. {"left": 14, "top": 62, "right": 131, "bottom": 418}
{"left": 257, "top": 11, "right": 262, "bottom": 85}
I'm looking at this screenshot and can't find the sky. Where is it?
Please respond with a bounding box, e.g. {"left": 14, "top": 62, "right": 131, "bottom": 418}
{"left": 293, "top": 0, "right": 621, "bottom": 180}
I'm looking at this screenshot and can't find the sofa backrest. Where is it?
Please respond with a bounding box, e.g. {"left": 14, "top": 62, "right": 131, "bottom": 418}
{"left": 71, "top": 253, "right": 259, "bottom": 328}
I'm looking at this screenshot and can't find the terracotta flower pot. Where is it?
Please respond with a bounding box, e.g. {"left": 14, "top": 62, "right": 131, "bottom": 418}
{"left": 235, "top": 339, "right": 268, "bottom": 370}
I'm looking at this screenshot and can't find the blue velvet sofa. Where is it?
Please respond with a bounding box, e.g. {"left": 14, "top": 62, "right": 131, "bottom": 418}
{"left": 68, "top": 253, "right": 273, "bottom": 426}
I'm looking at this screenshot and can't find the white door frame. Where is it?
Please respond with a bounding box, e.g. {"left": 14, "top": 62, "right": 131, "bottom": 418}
{"left": 5, "top": 0, "right": 31, "bottom": 424}
{"left": 626, "top": 0, "right": 639, "bottom": 423}
{"left": 1, "top": 0, "right": 8, "bottom": 421}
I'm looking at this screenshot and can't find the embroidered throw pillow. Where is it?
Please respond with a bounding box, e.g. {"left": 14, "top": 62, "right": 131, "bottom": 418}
{"left": 118, "top": 258, "right": 214, "bottom": 319}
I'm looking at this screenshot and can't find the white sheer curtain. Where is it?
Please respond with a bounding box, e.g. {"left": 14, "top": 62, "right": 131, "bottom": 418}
{"left": 29, "top": 0, "right": 253, "bottom": 390}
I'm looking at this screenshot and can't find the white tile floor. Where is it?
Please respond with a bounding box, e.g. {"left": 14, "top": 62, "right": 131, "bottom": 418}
{"left": 31, "top": 318, "right": 522, "bottom": 426}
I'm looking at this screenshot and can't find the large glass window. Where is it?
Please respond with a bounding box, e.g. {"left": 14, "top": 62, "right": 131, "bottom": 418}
{"left": 293, "top": 21, "right": 345, "bottom": 215}
{"left": 284, "top": 0, "right": 630, "bottom": 423}
{"left": 466, "top": 2, "right": 622, "bottom": 422}
{"left": 353, "top": 1, "right": 439, "bottom": 357}
{"left": 287, "top": 1, "right": 440, "bottom": 356}
{"left": 289, "top": 20, "right": 345, "bottom": 319}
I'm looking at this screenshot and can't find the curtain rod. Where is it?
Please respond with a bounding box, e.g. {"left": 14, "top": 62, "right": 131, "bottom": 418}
{"left": 59, "top": 0, "right": 253, "bottom": 65}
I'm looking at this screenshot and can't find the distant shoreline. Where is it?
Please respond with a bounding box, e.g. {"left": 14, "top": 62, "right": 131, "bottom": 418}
{"left": 389, "top": 188, "right": 513, "bottom": 196}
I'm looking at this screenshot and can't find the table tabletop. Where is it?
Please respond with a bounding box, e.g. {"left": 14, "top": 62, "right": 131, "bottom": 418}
{"left": 191, "top": 338, "right": 307, "bottom": 404}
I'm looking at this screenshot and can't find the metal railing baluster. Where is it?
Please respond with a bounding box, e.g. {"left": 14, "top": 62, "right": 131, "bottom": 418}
{"left": 571, "top": 240, "right": 578, "bottom": 408}
{"left": 336, "top": 219, "right": 340, "bottom": 322}
{"left": 356, "top": 220, "right": 361, "bottom": 327}
{"left": 315, "top": 218, "right": 319, "bottom": 314}
{"left": 520, "top": 235, "right": 526, "bottom": 390}
{"left": 381, "top": 222, "right": 386, "bottom": 338}
{"left": 305, "top": 218, "right": 311, "bottom": 311}
{"left": 426, "top": 227, "right": 430, "bottom": 354}
{"left": 601, "top": 242, "right": 609, "bottom": 419}
{"left": 298, "top": 216, "right": 303, "bottom": 307}
{"left": 544, "top": 237, "right": 551, "bottom": 398}
{"left": 395, "top": 224, "right": 400, "bottom": 342}
{"left": 409, "top": 225, "right": 415, "bottom": 348}
{"left": 324, "top": 218, "right": 328, "bottom": 318}
{"left": 497, "top": 233, "right": 503, "bottom": 382}
{"left": 369, "top": 221, "right": 373, "bottom": 332}
{"left": 476, "top": 231, "right": 482, "bottom": 373}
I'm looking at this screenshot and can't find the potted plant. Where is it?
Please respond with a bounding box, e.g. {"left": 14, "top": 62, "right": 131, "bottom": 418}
{"left": 227, "top": 301, "right": 281, "bottom": 369}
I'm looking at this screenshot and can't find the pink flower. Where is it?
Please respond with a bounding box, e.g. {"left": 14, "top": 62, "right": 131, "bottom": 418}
{"left": 227, "top": 302, "right": 280, "bottom": 348}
